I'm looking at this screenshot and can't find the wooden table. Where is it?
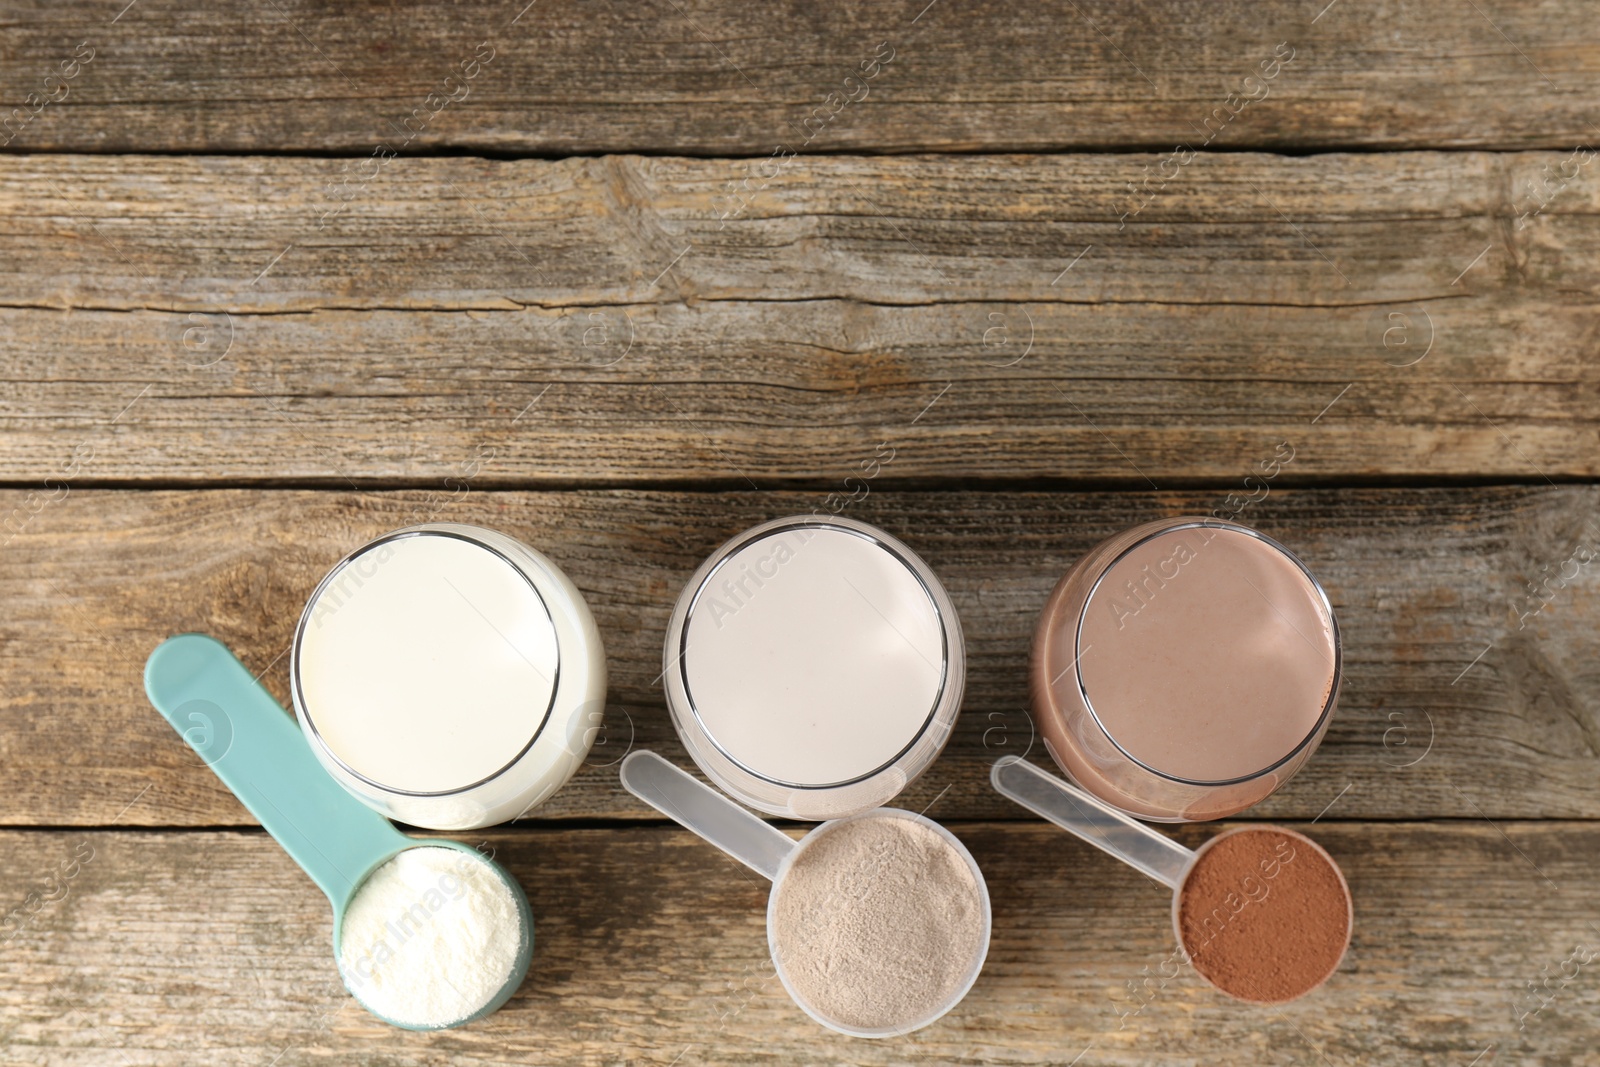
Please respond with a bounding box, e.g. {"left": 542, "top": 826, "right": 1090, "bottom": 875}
{"left": 2, "top": 2, "right": 1598, "bottom": 1063}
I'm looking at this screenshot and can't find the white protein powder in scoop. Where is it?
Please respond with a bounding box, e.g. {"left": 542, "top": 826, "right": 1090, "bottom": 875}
{"left": 338, "top": 846, "right": 523, "bottom": 1028}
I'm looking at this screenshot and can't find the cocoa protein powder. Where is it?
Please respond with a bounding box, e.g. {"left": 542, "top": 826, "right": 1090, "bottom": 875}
{"left": 1176, "top": 826, "right": 1351, "bottom": 1003}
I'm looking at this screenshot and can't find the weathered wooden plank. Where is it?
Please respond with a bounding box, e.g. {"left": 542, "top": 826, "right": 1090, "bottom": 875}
{"left": 1, "top": 486, "right": 1595, "bottom": 826}
{"left": 2, "top": 0, "right": 1597, "bottom": 154}
{"left": 2, "top": 152, "right": 1597, "bottom": 482}
{"left": 4, "top": 298, "right": 1596, "bottom": 484}
{"left": 7, "top": 152, "right": 1597, "bottom": 312}
{"left": 1, "top": 822, "right": 1596, "bottom": 1065}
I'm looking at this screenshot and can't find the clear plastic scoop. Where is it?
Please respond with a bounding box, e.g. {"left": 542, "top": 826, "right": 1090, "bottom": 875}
{"left": 991, "top": 755, "right": 1351, "bottom": 1004}
{"left": 620, "top": 750, "right": 991, "bottom": 1037}
{"left": 144, "top": 634, "right": 534, "bottom": 1029}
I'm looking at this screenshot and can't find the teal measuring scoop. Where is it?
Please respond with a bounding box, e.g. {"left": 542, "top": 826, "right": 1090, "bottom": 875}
{"left": 144, "top": 633, "right": 534, "bottom": 1030}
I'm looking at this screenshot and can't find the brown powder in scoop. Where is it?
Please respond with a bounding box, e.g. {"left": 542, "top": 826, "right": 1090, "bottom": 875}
{"left": 1177, "top": 827, "right": 1351, "bottom": 1003}
{"left": 770, "top": 813, "right": 986, "bottom": 1033}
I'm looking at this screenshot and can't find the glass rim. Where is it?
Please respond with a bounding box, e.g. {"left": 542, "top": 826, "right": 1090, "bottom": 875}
{"left": 291, "top": 524, "right": 563, "bottom": 799}
{"left": 675, "top": 517, "right": 953, "bottom": 792}
{"left": 1070, "top": 518, "right": 1343, "bottom": 788}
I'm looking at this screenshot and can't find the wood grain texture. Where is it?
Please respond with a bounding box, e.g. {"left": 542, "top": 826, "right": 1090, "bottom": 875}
{"left": 2, "top": 152, "right": 1597, "bottom": 483}
{"left": 2, "top": 822, "right": 1597, "bottom": 1066}
{"left": 2, "top": 486, "right": 1595, "bottom": 827}
{"left": 2, "top": 0, "right": 1598, "bottom": 154}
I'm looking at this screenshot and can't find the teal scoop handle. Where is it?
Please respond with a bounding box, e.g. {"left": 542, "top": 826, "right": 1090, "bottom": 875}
{"left": 144, "top": 633, "right": 410, "bottom": 912}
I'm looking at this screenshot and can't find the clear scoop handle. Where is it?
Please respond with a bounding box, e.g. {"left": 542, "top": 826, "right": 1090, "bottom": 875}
{"left": 620, "top": 750, "right": 796, "bottom": 882}
{"left": 991, "top": 756, "right": 1194, "bottom": 889}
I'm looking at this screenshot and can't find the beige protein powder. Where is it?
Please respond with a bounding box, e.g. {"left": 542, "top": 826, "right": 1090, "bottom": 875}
{"left": 770, "top": 813, "right": 987, "bottom": 1033}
